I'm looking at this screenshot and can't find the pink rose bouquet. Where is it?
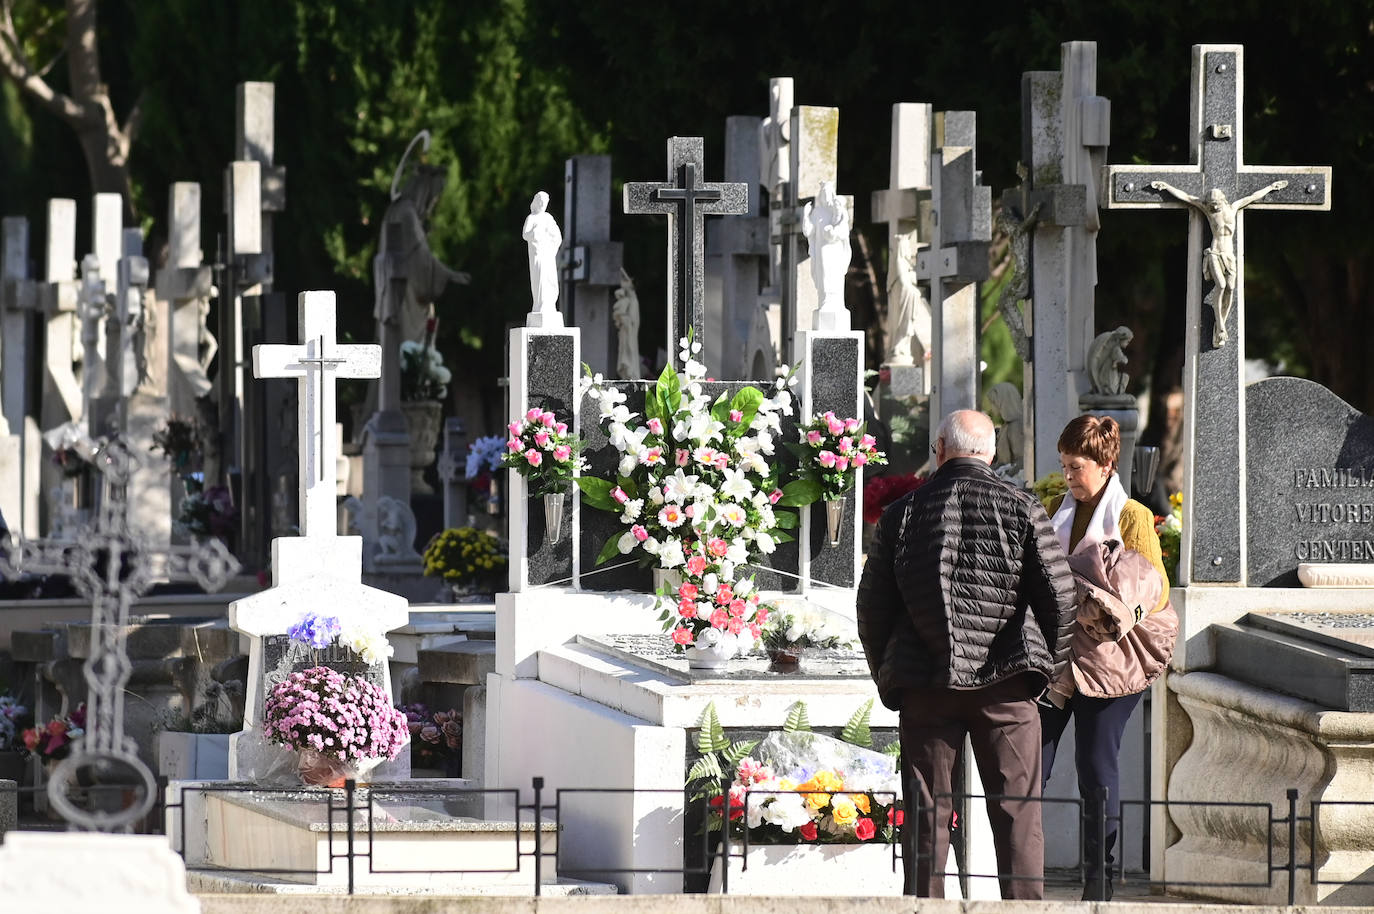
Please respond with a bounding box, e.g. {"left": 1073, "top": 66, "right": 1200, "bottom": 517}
{"left": 500, "top": 408, "right": 585, "bottom": 497}
{"left": 781, "top": 412, "right": 887, "bottom": 504}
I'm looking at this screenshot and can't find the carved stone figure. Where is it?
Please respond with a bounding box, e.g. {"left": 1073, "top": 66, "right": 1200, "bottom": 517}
{"left": 758, "top": 80, "right": 791, "bottom": 201}
{"left": 611, "top": 268, "right": 642, "bottom": 378}
{"left": 1149, "top": 179, "right": 1287, "bottom": 347}
{"left": 994, "top": 198, "right": 1041, "bottom": 363}
{"left": 522, "top": 190, "right": 562, "bottom": 316}
{"left": 375, "top": 495, "right": 421, "bottom": 562}
{"left": 801, "top": 181, "right": 852, "bottom": 312}
{"left": 374, "top": 131, "right": 470, "bottom": 346}
{"left": 884, "top": 233, "right": 926, "bottom": 366}
{"left": 985, "top": 381, "right": 1025, "bottom": 468}
{"left": 1087, "top": 326, "right": 1134, "bottom": 397}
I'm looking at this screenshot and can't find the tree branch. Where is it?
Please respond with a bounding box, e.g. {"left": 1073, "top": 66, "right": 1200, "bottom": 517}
{"left": 121, "top": 90, "right": 145, "bottom": 147}
{"left": 0, "top": 5, "right": 84, "bottom": 123}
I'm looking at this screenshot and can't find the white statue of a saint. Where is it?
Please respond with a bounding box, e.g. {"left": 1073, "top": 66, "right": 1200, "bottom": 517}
{"left": 801, "top": 181, "right": 852, "bottom": 320}
{"left": 611, "top": 268, "right": 642, "bottom": 379}
{"left": 1149, "top": 179, "right": 1287, "bottom": 347}
{"left": 523, "top": 191, "right": 563, "bottom": 325}
{"left": 884, "top": 233, "right": 928, "bottom": 365}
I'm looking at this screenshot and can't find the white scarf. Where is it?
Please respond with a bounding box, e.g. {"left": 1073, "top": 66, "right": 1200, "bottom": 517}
{"left": 1050, "top": 473, "right": 1129, "bottom": 556}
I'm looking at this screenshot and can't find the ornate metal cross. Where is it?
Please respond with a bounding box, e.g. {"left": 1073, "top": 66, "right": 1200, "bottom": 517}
{"left": 0, "top": 437, "right": 239, "bottom": 831}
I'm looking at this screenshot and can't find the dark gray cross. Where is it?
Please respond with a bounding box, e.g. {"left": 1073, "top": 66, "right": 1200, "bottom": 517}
{"left": 0, "top": 437, "right": 239, "bottom": 831}
{"left": 624, "top": 137, "right": 748, "bottom": 366}
{"left": 1105, "top": 44, "right": 1331, "bottom": 585}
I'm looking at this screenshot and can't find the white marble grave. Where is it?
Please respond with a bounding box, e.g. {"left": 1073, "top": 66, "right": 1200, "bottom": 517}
{"left": 0, "top": 832, "right": 199, "bottom": 913}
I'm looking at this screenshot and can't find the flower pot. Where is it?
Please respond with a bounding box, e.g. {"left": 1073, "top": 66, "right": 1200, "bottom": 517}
{"left": 543, "top": 491, "right": 566, "bottom": 546}
{"left": 767, "top": 644, "right": 804, "bottom": 672}
{"left": 297, "top": 748, "right": 376, "bottom": 788}
{"left": 685, "top": 638, "right": 736, "bottom": 670}
{"left": 824, "top": 496, "right": 847, "bottom": 547}
{"left": 400, "top": 399, "right": 444, "bottom": 494}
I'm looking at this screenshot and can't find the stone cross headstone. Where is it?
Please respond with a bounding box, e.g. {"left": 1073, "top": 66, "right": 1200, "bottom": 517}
{"left": 158, "top": 182, "right": 217, "bottom": 416}
{"left": 916, "top": 112, "right": 992, "bottom": 423}
{"left": 232, "top": 290, "right": 408, "bottom": 780}
{"left": 705, "top": 115, "right": 772, "bottom": 380}
{"left": 38, "top": 200, "right": 81, "bottom": 538}
{"left": 80, "top": 192, "right": 124, "bottom": 433}
{"left": 220, "top": 81, "right": 289, "bottom": 570}
{"left": 871, "top": 102, "right": 934, "bottom": 402}
{"left": 1104, "top": 44, "right": 1330, "bottom": 584}
{"left": 772, "top": 104, "right": 844, "bottom": 364}
{"left": 624, "top": 136, "right": 748, "bottom": 367}
{"left": 1, "top": 217, "right": 42, "bottom": 536}
{"left": 1007, "top": 40, "right": 1113, "bottom": 481}
{"left": 559, "top": 155, "right": 624, "bottom": 376}
{"left": 435, "top": 416, "right": 468, "bottom": 530}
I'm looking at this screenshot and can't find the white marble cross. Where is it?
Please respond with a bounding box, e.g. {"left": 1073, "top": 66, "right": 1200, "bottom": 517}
{"left": 253, "top": 290, "right": 379, "bottom": 536}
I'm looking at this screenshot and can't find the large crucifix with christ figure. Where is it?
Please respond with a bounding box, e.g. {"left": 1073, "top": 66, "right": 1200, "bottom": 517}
{"left": 1105, "top": 44, "right": 1331, "bottom": 585}
{"left": 253, "top": 291, "right": 380, "bottom": 537}
{"left": 624, "top": 137, "right": 748, "bottom": 367}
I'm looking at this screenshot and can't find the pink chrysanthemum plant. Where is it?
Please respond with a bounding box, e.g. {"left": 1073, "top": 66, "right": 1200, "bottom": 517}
{"left": 500, "top": 407, "right": 586, "bottom": 497}
{"left": 578, "top": 333, "right": 801, "bottom": 596}
{"left": 262, "top": 666, "right": 409, "bottom": 784}
{"left": 781, "top": 412, "right": 888, "bottom": 505}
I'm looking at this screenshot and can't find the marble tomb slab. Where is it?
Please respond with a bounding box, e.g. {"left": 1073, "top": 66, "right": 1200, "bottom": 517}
{"left": 1210, "top": 612, "right": 1374, "bottom": 711}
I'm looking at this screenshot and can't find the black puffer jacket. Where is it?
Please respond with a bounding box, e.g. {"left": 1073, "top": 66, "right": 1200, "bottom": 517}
{"left": 856, "top": 458, "right": 1076, "bottom": 709}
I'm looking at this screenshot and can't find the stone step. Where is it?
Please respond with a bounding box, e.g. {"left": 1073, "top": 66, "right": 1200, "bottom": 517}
{"left": 188, "top": 870, "right": 617, "bottom": 896}
{"left": 1211, "top": 613, "right": 1374, "bottom": 710}
{"left": 419, "top": 640, "right": 496, "bottom": 685}
{"left": 175, "top": 781, "right": 562, "bottom": 892}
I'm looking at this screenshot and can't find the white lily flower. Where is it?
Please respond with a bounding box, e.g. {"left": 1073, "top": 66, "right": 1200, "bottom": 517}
{"left": 719, "top": 467, "right": 754, "bottom": 501}
{"left": 755, "top": 531, "right": 777, "bottom": 554}
{"left": 617, "top": 531, "right": 638, "bottom": 554}
{"left": 618, "top": 454, "right": 638, "bottom": 476}
{"left": 726, "top": 539, "right": 750, "bottom": 565}
{"left": 661, "top": 469, "right": 700, "bottom": 502}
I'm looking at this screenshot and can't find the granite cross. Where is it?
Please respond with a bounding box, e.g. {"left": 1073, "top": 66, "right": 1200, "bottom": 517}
{"left": 1104, "top": 44, "right": 1331, "bottom": 585}
{"left": 914, "top": 112, "right": 991, "bottom": 421}
{"left": 624, "top": 137, "right": 748, "bottom": 367}
{"left": 253, "top": 291, "right": 380, "bottom": 537}
{"left": 558, "top": 155, "right": 624, "bottom": 375}
{"left": 1006, "top": 40, "right": 1111, "bottom": 479}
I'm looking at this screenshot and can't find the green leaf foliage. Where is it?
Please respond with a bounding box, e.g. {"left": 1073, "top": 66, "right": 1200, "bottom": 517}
{"left": 778, "top": 479, "right": 823, "bottom": 508}
{"left": 686, "top": 754, "right": 722, "bottom": 784}
{"left": 594, "top": 534, "right": 622, "bottom": 567}
{"left": 722, "top": 738, "right": 760, "bottom": 766}
{"left": 696, "top": 702, "right": 729, "bottom": 754}
{"left": 576, "top": 476, "right": 617, "bottom": 512}
{"left": 773, "top": 509, "right": 799, "bottom": 530}
{"left": 782, "top": 700, "right": 811, "bottom": 733}
{"left": 841, "top": 699, "right": 874, "bottom": 748}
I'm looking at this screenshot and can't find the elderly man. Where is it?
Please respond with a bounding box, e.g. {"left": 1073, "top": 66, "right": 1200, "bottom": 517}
{"left": 857, "top": 409, "right": 1076, "bottom": 899}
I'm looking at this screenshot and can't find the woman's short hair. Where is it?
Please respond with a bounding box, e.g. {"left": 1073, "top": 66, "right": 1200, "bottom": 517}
{"left": 1057, "top": 414, "right": 1120, "bottom": 468}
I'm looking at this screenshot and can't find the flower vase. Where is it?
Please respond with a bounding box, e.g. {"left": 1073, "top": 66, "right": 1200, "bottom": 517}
{"left": 824, "top": 496, "right": 847, "bottom": 547}
{"left": 767, "top": 644, "right": 805, "bottom": 673}
{"left": 684, "top": 638, "right": 736, "bottom": 670}
{"left": 400, "top": 399, "right": 444, "bottom": 495}
{"left": 297, "top": 748, "right": 369, "bottom": 788}
{"left": 543, "top": 491, "right": 566, "bottom": 546}
{"left": 486, "top": 473, "right": 504, "bottom": 516}
{"left": 652, "top": 568, "right": 683, "bottom": 597}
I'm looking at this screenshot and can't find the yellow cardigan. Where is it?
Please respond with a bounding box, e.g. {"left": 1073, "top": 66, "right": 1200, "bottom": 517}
{"left": 1047, "top": 494, "right": 1171, "bottom": 615}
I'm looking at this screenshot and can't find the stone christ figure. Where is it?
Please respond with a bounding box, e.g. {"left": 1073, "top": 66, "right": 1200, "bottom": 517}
{"left": 522, "top": 190, "right": 563, "bottom": 316}
{"left": 1149, "top": 179, "right": 1288, "bottom": 347}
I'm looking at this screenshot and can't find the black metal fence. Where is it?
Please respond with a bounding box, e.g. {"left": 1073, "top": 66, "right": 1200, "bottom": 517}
{"left": 0, "top": 776, "right": 1366, "bottom": 901}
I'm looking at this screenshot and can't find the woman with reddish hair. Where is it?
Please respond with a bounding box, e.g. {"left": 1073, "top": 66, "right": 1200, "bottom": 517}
{"left": 1041, "top": 414, "right": 1173, "bottom": 901}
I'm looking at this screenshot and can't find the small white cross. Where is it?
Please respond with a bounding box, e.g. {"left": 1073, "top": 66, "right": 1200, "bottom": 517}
{"left": 253, "top": 290, "right": 380, "bottom": 537}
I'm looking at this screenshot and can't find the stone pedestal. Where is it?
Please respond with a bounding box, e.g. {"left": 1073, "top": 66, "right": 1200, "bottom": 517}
{"left": 0, "top": 832, "right": 200, "bottom": 912}
{"left": 400, "top": 399, "right": 443, "bottom": 495}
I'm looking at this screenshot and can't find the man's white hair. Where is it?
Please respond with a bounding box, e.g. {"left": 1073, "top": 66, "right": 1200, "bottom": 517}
{"left": 937, "top": 409, "right": 996, "bottom": 457}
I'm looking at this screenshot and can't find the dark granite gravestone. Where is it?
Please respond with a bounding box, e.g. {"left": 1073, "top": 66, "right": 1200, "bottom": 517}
{"left": 1246, "top": 377, "right": 1374, "bottom": 587}
{"left": 1211, "top": 613, "right": 1374, "bottom": 711}
{"left": 260, "top": 635, "right": 384, "bottom": 691}
{"left": 804, "top": 335, "right": 862, "bottom": 589}
{"left": 523, "top": 333, "right": 576, "bottom": 586}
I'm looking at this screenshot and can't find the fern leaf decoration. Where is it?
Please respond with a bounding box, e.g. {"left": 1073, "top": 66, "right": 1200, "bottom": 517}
{"left": 696, "top": 702, "right": 729, "bottom": 754}
{"left": 782, "top": 700, "right": 811, "bottom": 733}
{"left": 841, "top": 698, "right": 874, "bottom": 747}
